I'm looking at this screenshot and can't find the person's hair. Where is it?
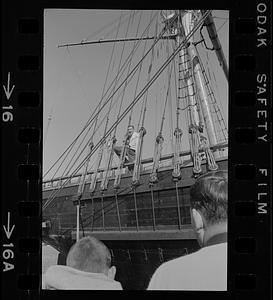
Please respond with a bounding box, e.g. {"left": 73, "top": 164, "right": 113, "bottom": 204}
{"left": 190, "top": 170, "right": 227, "bottom": 225}
{"left": 128, "top": 125, "right": 134, "bottom": 129}
{"left": 66, "top": 236, "right": 111, "bottom": 273}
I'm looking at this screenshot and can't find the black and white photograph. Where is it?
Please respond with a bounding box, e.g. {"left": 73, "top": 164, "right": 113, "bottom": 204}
{"left": 42, "top": 9, "right": 229, "bottom": 290}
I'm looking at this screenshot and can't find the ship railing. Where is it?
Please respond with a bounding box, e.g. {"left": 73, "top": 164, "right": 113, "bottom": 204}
{"left": 43, "top": 142, "right": 227, "bottom": 190}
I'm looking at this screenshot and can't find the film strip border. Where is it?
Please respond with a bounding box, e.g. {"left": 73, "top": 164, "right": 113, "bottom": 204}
{"left": 230, "top": 1, "right": 271, "bottom": 298}
{"left": 1, "top": 1, "right": 271, "bottom": 299}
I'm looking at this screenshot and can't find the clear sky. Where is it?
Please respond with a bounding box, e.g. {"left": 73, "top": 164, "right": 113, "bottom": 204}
{"left": 43, "top": 9, "right": 229, "bottom": 180}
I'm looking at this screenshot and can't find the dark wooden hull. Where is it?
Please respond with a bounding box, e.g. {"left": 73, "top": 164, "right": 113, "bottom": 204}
{"left": 42, "top": 157, "right": 227, "bottom": 289}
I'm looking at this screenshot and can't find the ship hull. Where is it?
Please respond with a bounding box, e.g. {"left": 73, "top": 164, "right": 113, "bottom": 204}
{"left": 42, "top": 157, "right": 227, "bottom": 289}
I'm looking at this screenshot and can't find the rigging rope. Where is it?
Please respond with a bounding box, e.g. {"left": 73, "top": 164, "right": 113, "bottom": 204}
{"left": 47, "top": 13, "right": 156, "bottom": 183}
{"left": 101, "top": 195, "right": 105, "bottom": 229}
{"left": 181, "top": 12, "right": 221, "bottom": 176}
{"left": 149, "top": 41, "right": 173, "bottom": 184}
{"left": 42, "top": 13, "right": 193, "bottom": 209}
{"left": 43, "top": 11, "right": 158, "bottom": 180}
{"left": 91, "top": 12, "right": 127, "bottom": 192}
{"left": 133, "top": 188, "right": 139, "bottom": 231}
{"left": 199, "top": 134, "right": 218, "bottom": 171}
{"left": 167, "top": 61, "right": 175, "bottom": 154}
{"left": 72, "top": 185, "right": 133, "bottom": 235}
{"left": 43, "top": 11, "right": 211, "bottom": 209}
{"left": 172, "top": 35, "right": 184, "bottom": 182}
{"left": 104, "top": 11, "right": 130, "bottom": 137}
{"left": 189, "top": 124, "right": 202, "bottom": 175}
{"left": 114, "top": 11, "right": 138, "bottom": 135}
{"left": 44, "top": 10, "right": 209, "bottom": 209}
{"left": 79, "top": 207, "right": 85, "bottom": 237}
{"left": 137, "top": 12, "right": 159, "bottom": 129}
{"left": 77, "top": 142, "right": 94, "bottom": 197}
{"left": 114, "top": 11, "right": 156, "bottom": 189}
{"left": 128, "top": 11, "right": 144, "bottom": 127}
{"left": 175, "top": 182, "right": 182, "bottom": 229}
{"left": 43, "top": 107, "right": 53, "bottom": 147}
{"left": 100, "top": 11, "right": 135, "bottom": 191}
{"left": 136, "top": 38, "right": 151, "bottom": 129}
{"left": 194, "top": 44, "right": 228, "bottom": 143}
{"left": 150, "top": 186, "right": 156, "bottom": 230}
{"left": 113, "top": 11, "right": 145, "bottom": 189}
{"left": 84, "top": 10, "right": 136, "bottom": 42}
{"left": 160, "top": 45, "right": 173, "bottom": 133}
{"left": 79, "top": 185, "right": 131, "bottom": 234}
{"left": 132, "top": 12, "right": 159, "bottom": 186}
{"left": 52, "top": 12, "right": 124, "bottom": 197}
{"left": 90, "top": 196, "right": 95, "bottom": 231}
{"left": 179, "top": 49, "right": 191, "bottom": 163}
{"left": 140, "top": 13, "right": 158, "bottom": 128}
{"left": 179, "top": 43, "right": 202, "bottom": 176}
{"left": 59, "top": 12, "right": 135, "bottom": 194}
{"left": 89, "top": 14, "right": 126, "bottom": 193}
{"left": 47, "top": 12, "right": 125, "bottom": 200}
{"left": 190, "top": 56, "right": 219, "bottom": 171}
{"left": 114, "top": 192, "right": 122, "bottom": 231}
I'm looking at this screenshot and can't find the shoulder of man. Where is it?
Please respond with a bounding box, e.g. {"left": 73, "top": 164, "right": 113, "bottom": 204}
{"left": 148, "top": 244, "right": 227, "bottom": 290}
{"left": 147, "top": 255, "right": 190, "bottom": 290}
{"left": 147, "top": 247, "right": 213, "bottom": 290}
{"left": 132, "top": 131, "right": 139, "bottom": 137}
{"left": 43, "top": 265, "right": 123, "bottom": 290}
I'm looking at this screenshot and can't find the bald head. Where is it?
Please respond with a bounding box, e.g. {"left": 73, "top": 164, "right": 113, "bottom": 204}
{"left": 66, "top": 236, "right": 111, "bottom": 274}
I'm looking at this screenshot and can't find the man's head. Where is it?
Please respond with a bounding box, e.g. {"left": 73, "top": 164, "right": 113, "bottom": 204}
{"left": 189, "top": 170, "right": 228, "bottom": 247}
{"left": 127, "top": 125, "right": 135, "bottom": 137}
{"left": 66, "top": 236, "right": 116, "bottom": 279}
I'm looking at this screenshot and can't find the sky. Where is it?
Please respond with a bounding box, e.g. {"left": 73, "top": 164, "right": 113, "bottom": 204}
{"left": 43, "top": 9, "right": 229, "bottom": 181}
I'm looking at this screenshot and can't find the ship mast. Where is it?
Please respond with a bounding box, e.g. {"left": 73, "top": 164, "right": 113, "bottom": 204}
{"left": 181, "top": 10, "right": 219, "bottom": 149}
{"left": 181, "top": 11, "right": 222, "bottom": 152}
{"left": 161, "top": 10, "right": 221, "bottom": 176}
{"left": 201, "top": 10, "right": 228, "bottom": 81}
{"left": 55, "top": 10, "right": 222, "bottom": 195}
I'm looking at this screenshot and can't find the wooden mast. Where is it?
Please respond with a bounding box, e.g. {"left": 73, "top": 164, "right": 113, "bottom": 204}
{"left": 182, "top": 11, "right": 219, "bottom": 150}
{"left": 201, "top": 10, "right": 228, "bottom": 81}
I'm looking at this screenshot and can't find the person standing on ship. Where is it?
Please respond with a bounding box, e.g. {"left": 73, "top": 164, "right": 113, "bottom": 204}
{"left": 113, "top": 125, "right": 140, "bottom": 163}
{"left": 147, "top": 170, "right": 228, "bottom": 290}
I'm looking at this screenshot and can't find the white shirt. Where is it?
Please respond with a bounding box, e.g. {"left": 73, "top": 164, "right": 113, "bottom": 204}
{"left": 128, "top": 132, "right": 140, "bottom": 151}
{"left": 147, "top": 242, "right": 227, "bottom": 290}
{"left": 42, "top": 265, "right": 123, "bottom": 290}
{"left": 42, "top": 244, "right": 59, "bottom": 274}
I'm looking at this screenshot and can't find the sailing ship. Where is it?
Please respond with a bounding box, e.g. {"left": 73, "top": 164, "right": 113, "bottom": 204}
{"left": 42, "top": 9, "right": 228, "bottom": 290}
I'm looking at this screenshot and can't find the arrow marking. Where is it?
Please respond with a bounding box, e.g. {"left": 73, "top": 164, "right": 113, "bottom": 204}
{"left": 3, "top": 212, "right": 15, "bottom": 239}
{"left": 3, "top": 72, "right": 15, "bottom": 100}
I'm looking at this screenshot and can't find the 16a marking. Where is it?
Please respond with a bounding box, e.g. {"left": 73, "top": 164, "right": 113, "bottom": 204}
{"left": 2, "top": 212, "right": 15, "bottom": 272}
